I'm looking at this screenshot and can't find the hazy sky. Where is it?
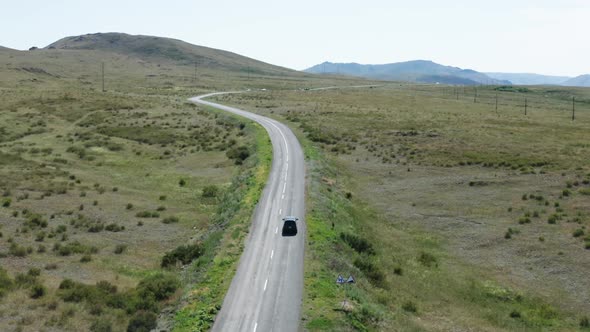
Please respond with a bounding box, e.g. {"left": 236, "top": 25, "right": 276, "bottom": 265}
{"left": 1, "top": 0, "right": 589, "bottom": 76}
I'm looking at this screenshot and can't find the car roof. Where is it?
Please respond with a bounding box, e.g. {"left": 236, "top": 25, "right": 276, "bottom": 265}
{"left": 283, "top": 216, "right": 299, "bottom": 221}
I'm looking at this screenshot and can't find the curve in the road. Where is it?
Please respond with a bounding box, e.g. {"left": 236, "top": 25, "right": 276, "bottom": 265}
{"left": 190, "top": 93, "right": 306, "bottom": 332}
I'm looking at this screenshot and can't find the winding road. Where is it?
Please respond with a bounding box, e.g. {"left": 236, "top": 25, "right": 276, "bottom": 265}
{"left": 190, "top": 93, "right": 306, "bottom": 332}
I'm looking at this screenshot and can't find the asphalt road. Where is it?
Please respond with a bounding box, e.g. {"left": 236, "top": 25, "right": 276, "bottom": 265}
{"left": 190, "top": 92, "right": 306, "bottom": 332}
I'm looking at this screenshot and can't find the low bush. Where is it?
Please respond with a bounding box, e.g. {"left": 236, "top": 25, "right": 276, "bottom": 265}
{"left": 162, "top": 216, "right": 179, "bottom": 224}
{"left": 161, "top": 244, "right": 202, "bottom": 268}
{"left": 340, "top": 232, "right": 375, "bottom": 255}
{"left": 2, "top": 198, "right": 11, "bottom": 207}
{"left": 9, "top": 242, "right": 28, "bottom": 257}
{"left": 402, "top": 301, "right": 417, "bottom": 313}
{"left": 127, "top": 311, "right": 157, "bottom": 332}
{"left": 30, "top": 283, "right": 46, "bottom": 299}
{"left": 226, "top": 146, "right": 250, "bottom": 164}
{"left": 136, "top": 273, "right": 180, "bottom": 301}
{"left": 90, "top": 320, "right": 113, "bottom": 332}
{"left": 105, "top": 223, "right": 124, "bottom": 232}
{"left": 418, "top": 252, "right": 438, "bottom": 267}
{"left": 573, "top": 229, "right": 585, "bottom": 238}
{"left": 55, "top": 241, "right": 97, "bottom": 256}
{"left": 0, "top": 268, "right": 13, "bottom": 298}
{"left": 202, "top": 185, "right": 219, "bottom": 198}
{"left": 25, "top": 213, "right": 48, "bottom": 228}
{"left": 136, "top": 211, "right": 159, "bottom": 218}
{"left": 114, "top": 244, "right": 128, "bottom": 254}
{"left": 80, "top": 254, "right": 92, "bottom": 263}
{"left": 353, "top": 257, "right": 386, "bottom": 288}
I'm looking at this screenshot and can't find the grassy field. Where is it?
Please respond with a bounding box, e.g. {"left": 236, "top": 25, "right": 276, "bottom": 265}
{"left": 214, "top": 84, "right": 590, "bottom": 331}
{"left": 5, "top": 37, "right": 590, "bottom": 331}
{"left": 0, "top": 83, "right": 265, "bottom": 331}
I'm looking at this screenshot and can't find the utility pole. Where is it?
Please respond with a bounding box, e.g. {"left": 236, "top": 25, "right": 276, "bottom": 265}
{"left": 572, "top": 96, "right": 576, "bottom": 121}
{"left": 101, "top": 62, "right": 105, "bottom": 92}
{"left": 495, "top": 93, "right": 499, "bottom": 112}
{"left": 247, "top": 66, "right": 251, "bottom": 80}
{"left": 524, "top": 98, "right": 528, "bottom": 115}
{"left": 194, "top": 60, "right": 197, "bottom": 82}
{"left": 474, "top": 87, "right": 477, "bottom": 103}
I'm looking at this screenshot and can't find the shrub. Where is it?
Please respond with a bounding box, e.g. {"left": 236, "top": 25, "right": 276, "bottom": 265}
{"left": 226, "top": 146, "right": 250, "bottom": 164}
{"left": 126, "top": 203, "right": 134, "bottom": 210}
{"left": 30, "top": 284, "right": 46, "bottom": 299}
{"left": 159, "top": 195, "right": 166, "bottom": 201}
{"left": 510, "top": 310, "right": 521, "bottom": 318}
{"left": 562, "top": 189, "right": 571, "bottom": 197}
{"left": 2, "top": 198, "right": 11, "bottom": 207}
{"left": 136, "top": 273, "right": 179, "bottom": 301}
{"left": 202, "top": 185, "right": 219, "bottom": 198}
{"left": 156, "top": 206, "right": 166, "bottom": 211}
{"left": 573, "top": 229, "right": 585, "bottom": 238}
{"left": 25, "top": 214, "right": 48, "bottom": 228}
{"left": 28, "top": 268, "right": 41, "bottom": 277}
{"left": 127, "top": 311, "right": 157, "bottom": 332}
{"left": 9, "top": 242, "right": 28, "bottom": 257}
{"left": 393, "top": 267, "right": 403, "bottom": 276}
{"left": 0, "top": 268, "right": 13, "bottom": 298}
{"left": 402, "top": 301, "right": 417, "bottom": 313}
{"left": 162, "top": 216, "right": 179, "bottom": 224}
{"left": 80, "top": 254, "right": 92, "bottom": 263}
{"left": 114, "top": 244, "right": 127, "bottom": 254}
{"left": 418, "top": 252, "right": 437, "bottom": 267}
{"left": 45, "top": 263, "right": 58, "bottom": 270}
{"left": 105, "top": 223, "right": 124, "bottom": 232}
{"left": 548, "top": 214, "right": 558, "bottom": 224}
{"left": 353, "top": 258, "right": 386, "bottom": 288}
{"left": 136, "top": 211, "right": 159, "bottom": 218}
{"left": 179, "top": 179, "right": 186, "bottom": 187}
{"left": 161, "top": 244, "right": 202, "bottom": 268}
{"left": 581, "top": 316, "right": 590, "bottom": 328}
{"left": 340, "top": 232, "right": 375, "bottom": 255}
{"left": 35, "top": 231, "right": 46, "bottom": 242}
{"left": 518, "top": 217, "right": 531, "bottom": 225}
{"left": 90, "top": 320, "right": 113, "bottom": 332}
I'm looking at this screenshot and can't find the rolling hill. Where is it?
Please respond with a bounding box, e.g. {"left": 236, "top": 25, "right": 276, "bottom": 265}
{"left": 46, "top": 32, "right": 295, "bottom": 75}
{"left": 305, "top": 60, "right": 510, "bottom": 85}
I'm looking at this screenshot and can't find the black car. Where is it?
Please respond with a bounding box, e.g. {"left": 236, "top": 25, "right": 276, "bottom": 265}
{"left": 281, "top": 216, "right": 299, "bottom": 236}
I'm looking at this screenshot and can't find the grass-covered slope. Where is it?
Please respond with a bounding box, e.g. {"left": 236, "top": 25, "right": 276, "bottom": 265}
{"left": 47, "top": 32, "right": 296, "bottom": 75}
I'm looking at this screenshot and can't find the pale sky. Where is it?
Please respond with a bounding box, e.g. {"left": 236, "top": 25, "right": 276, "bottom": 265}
{"left": 1, "top": 0, "right": 589, "bottom": 76}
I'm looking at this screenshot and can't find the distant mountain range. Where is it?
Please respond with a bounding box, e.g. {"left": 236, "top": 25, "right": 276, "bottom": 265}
{"left": 486, "top": 72, "right": 590, "bottom": 87}
{"left": 305, "top": 61, "right": 590, "bottom": 87}
{"left": 561, "top": 74, "right": 590, "bottom": 87}
{"left": 305, "top": 61, "right": 510, "bottom": 85}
